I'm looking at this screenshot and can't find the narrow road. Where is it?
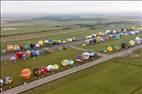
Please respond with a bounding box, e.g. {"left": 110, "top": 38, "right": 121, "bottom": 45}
{"left": 1, "top": 45, "right": 142, "bottom": 94}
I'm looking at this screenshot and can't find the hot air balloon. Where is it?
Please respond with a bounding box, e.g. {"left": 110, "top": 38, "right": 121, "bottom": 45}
{"left": 33, "top": 68, "right": 41, "bottom": 77}
{"left": 21, "top": 68, "right": 32, "bottom": 80}
{"left": 107, "top": 46, "right": 113, "bottom": 52}
{"left": 135, "top": 36, "right": 142, "bottom": 45}
{"left": 0, "top": 79, "right": 4, "bottom": 87}
{"left": 26, "top": 50, "right": 31, "bottom": 58}
{"left": 7, "top": 45, "right": 14, "bottom": 52}
{"left": 121, "top": 42, "right": 129, "bottom": 49}
{"left": 9, "top": 56, "right": 17, "bottom": 63}
{"left": 14, "top": 45, "right": 20, "bottom": 51}
{"left": 68, "top": 60, "right": 74, "bottom": 66}
{"left": 75, "top": 55, "right": 84, "bottom": 64}
{"left": 4, "top": 76, "right": 13, "bottom": 85}
{"left": 52, "top": 64, "right": 59, "bottom": 70}
{"left": 38, "top": 40, "right": 44, "bottom": 46}
{"left": 129, "top": 40, "right": 136, "bottom": 46}
{"left": 30, "top": 43, "right": 35, "bottom": 49}
{"left": 47, "top": 65, "right": 54, "bottom": 72}
{"left": 16, "top": 51, "right": 23, "bottom": 60}
{"left": 61, "top": 59, "right": 69, "bottom": 67}
{"left": 35, "top": 43, "right": 40, "bottom": 48}
{"left": 82, "top": 52, "right": 90, "bottom": 60}
{"left": 22, "top": 54, "right": 27, "bottom": 60}
{"left": 41, "top": 66, "right": 48, "bottom": 75}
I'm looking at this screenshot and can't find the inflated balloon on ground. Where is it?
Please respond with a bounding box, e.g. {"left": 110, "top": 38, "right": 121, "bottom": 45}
{"left": 16, "top": 51, "right": 23, "bottom": 59}
{"left": 4, "top": 76, "right": 13, "bottom": 85}
{"left": 21, "top": 68, "right": 32, "bottom": 80}
{"left": 0, "top": 79, "right": 4, "bottom": 87}
{"left": 33, "top": 68, "right": 41, "bottom": 76}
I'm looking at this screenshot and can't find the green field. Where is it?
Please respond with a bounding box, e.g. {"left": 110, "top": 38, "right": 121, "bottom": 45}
{"left": 22, "top": 48, "right": 142, "bottom": 94}
{"left": 0, "top": 23, "right": 136, "bottom": 52}
{"left": 1, "top": 17, "right": 142, "bottom": 93}
{"left": 1, "top": 33, "right": 141, "bottom": 89}
{"left": 78, "top": 33, "right": 142, "bottom": 53}
{"left": 1, "top": 48, "right": 83, "bottom": 88}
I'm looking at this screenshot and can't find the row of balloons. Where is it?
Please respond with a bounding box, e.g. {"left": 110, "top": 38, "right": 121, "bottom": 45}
{"left": 20, "top": 51, "right": 97, "bottom": 80}
{"left": 5, "top": 38, "right": 76, "bottom": 53}
{"left": 84, "top": 29, "right": 141, "bottom": 46}
{"left": 0, "top": 50, "right": 98, "bottom": 89}
{"left": 8, "top": 46, "right": 66, "bottom": 62}
{"left": 100, "top": 37, "right": 142, "bottom": 53}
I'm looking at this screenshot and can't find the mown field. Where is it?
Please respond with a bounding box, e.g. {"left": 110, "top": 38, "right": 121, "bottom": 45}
{"left": 1, "top": 48, "right": 83, "bottom": 88}
{"left": 22, "top": 48, "right": 142, "bottom": 94}
{"left": 1, "top": 17, "right": 142, "bottom": 93}
{"left": 78, "top": 33, "right": 142, "bottom": 53}
{"left": 1, "top": 32, "right": 141, "bottom": 89}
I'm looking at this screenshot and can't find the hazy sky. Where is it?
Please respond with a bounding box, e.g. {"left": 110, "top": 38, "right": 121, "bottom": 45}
{"left": 2, "top": 1, "right": 142, "bottom": 15}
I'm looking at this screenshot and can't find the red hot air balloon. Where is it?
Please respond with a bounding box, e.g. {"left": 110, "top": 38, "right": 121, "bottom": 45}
{"left": 41, "top": 66, "right": 48, "bottom": 76}
{"left": 16, "top": 51, "right": 23, "bottom": 60}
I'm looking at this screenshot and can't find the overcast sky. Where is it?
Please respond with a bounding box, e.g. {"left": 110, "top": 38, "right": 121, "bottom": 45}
{"left": 1, "top": 1, "right": 142, "bottom": 15}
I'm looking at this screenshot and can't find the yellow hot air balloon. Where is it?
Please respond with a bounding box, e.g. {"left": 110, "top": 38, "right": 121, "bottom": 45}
{"left": 38, "top": 40, "right": 44, "bottom": 46}
{"left": 61, "top": 59, "right": 69, "bottom": 67}
{"left": 129, "top": 40, "right": 135, "bottom": 46}
{"left": 107, "top": 46, "right": 113, "bottom": 52}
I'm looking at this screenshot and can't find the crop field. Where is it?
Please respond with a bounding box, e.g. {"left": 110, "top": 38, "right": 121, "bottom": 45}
{"left": 22, "top": 48, "right": 142, "bottom": 94}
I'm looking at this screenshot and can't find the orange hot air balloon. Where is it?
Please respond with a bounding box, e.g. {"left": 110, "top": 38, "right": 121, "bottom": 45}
{"left": 21, "top": 68, "right": 32, "bottom": 80}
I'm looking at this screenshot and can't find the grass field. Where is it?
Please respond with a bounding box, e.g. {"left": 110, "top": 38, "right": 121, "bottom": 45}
{"left": 22, "top": 48, "right": 142, "bottom": 94}
{"left": 1, "top": 48, "right": 83, "bottom": 88}
{"left": 1, "top": 17, "right": 141, "bottom": 93}
{"left": 1, "top": 33, "right": 141, "bottom": 89}
{"left": 77, "top": 33, "right": 142, "bottom": 53}
{"left": 0, "top": 23, "right": 135, "bottom": 51}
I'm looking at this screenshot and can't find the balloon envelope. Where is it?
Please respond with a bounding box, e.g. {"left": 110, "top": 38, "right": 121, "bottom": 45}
{"left": 107, "top": 46, "right": 113, "bottom": 52}
{"left": 21, "top": 68, "right": 32, "bottom": 80}
{"left": 7, "top": 45, "right": 14, "bottom": 52}
{"left": 16, "top": 51, "right": 23, "bottom": 59}
{"left": 4, "top": 76, "right": 13, "bottom": 85}
{"left": 33, "top": 68, "right": 41, "bottom": 76}
{"left": 38, "top": 41, "right": 44, "bottom": 46}
{"left": 53, "top": 64, "right": 59, "bottom": 70}
{"left": 26, "top": 50, "right": 31, "bottom": 57}
{"left": 9, "top": 56, "right": 17, "bottom": 62}
{"left": 129, "top": 40, "right": 135, "bottom": 46}
{"left": 68, "top": 60, "right": 74, "bottom": 65}
{"left": 82, "top": 52, "right": 90, "bottom": 60}
{"left": 61, "top": 59, "right": 69, "bottom": 66}
{"left": 0, "top": 79, "right": 4, "bottom": 87}
{"left": 41, "top": 66, "right": 48, "bottom": 75}
{"left": 47, "top": 65, "right": 53, "bottom": 71}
